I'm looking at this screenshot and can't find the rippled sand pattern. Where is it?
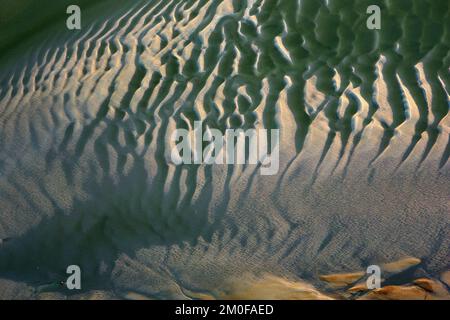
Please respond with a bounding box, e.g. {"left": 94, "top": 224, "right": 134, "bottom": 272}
{"left": 0, "top": 0, "right": 449, "bottom": 299}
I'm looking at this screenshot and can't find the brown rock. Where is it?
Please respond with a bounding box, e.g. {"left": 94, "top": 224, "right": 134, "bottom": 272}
{"left": 348, "top": 283, "right": 369, "bottom": 293}
{"left": 319, "top": 272, "right": 365, "bottom": 288}
{"left": 413, "top": 278, "right": 449, "bottom": 298}
{"left": 359, "top": 285, "right": 428, "bottom": 300}
{"left": 441, "top": 271, "right": 450, "bottom": 287}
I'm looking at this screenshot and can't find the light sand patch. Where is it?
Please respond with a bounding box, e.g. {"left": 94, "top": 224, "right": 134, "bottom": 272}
{"left": 216, "top": 274, "right": 334, "bottom": 300}
{"left": 381, "top": 257, "right": 421, "bottom": 273}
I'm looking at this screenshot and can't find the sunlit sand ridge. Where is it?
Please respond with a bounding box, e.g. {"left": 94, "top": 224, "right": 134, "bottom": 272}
{"left": 0, "top": 0, "right": 448, "bottom": 299}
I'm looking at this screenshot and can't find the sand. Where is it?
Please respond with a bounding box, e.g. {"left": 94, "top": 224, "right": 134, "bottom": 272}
{"left": 0, "top": 0, "right": 449, "bottom": 300}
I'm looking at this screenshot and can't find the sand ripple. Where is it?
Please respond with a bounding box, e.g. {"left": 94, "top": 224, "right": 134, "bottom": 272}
{"left": 0, "top": 0, "right": 448, "bottom": 299}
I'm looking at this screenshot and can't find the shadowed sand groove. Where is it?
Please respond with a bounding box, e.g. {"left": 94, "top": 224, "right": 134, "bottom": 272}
{"left": 0, "top": 0, "right": 449, "bottom": 299}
